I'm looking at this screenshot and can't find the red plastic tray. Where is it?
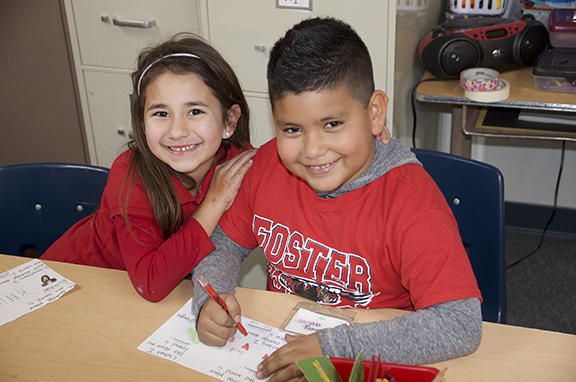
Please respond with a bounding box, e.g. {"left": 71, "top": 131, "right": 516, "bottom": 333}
{"left": 330, "top": 356, "right": 443, "bottom": 382}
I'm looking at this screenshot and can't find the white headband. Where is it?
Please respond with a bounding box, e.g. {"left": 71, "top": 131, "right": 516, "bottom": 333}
{"left": 136, "top": 53, "right": 200, "bottom": 96}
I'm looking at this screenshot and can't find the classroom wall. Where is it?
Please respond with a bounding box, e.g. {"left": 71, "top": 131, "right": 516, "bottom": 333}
{"left": 474, "top": 138, "right": 576, "bottom": 210}
{"left": 411, "top": 104, "right": 576, "bottom": 213}
{"left": 410, "top": 109, "right": 576, "bottom": 209}
{"left": 0, "top": 0, "right": 89, "bottom": 166}
{"left": 409, "top": 114, "right": 576, "bottom": 220}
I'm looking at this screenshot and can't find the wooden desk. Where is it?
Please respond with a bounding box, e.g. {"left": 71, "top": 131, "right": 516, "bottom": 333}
{"left": 2, "top": 254, "right": 576, "bottom": 381}
{"left": 415, "top": 67, "right": 576, "bottom": 157}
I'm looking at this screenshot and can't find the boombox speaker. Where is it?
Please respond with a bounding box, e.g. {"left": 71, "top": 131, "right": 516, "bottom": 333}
{"left": 418, "top": 18, "right": 549, "bottom": 79}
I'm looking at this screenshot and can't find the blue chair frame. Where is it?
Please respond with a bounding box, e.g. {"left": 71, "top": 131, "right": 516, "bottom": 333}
{"left": 412, "top": 148, "right": 507, "bottom": 323}
{"left": 0, "top": 163, "right": 109, "bottom": 257}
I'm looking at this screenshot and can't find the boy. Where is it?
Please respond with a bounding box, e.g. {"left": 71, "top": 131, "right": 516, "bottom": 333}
{"left": 192, "top": 17, "right": 482, "bottom": 382}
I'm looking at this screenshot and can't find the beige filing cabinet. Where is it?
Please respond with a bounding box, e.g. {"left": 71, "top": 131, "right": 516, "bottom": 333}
{"left": 65, "top": 1, "right": 396, "bottom": 167}
{"left": 199, "top": 1, "right": 397, "bottom": 148}
{"left": 63, "top": 0, "right": 204, "bottom": 168}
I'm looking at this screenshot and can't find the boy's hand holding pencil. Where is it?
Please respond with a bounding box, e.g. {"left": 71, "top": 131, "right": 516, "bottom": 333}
{"left": 197, "top": 276, "right": 246, "bottom": 346}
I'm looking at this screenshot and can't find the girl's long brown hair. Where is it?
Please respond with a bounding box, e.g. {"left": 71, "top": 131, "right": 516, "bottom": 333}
{"left": 124, "top": 33, "right": 250, "bottom": 240}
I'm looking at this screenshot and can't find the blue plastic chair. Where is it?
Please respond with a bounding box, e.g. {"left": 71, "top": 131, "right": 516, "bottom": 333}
{"left": 0, "top": 163, "right": 109, "bottom": 257}
{"left": 412, "top": 148, "right": 507, "bottom": 324}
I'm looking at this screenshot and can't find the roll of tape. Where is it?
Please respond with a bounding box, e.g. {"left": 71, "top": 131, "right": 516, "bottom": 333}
{"left": 464, "top": 79, "right": 510, "bottom": 103}
{"left": 460, "top": 68, "right": 500, "bottom": 92}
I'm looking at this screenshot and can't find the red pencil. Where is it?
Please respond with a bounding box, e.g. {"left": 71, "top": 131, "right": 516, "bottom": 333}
{"left": 197, "top": 275, "right": 248, "bottom": 336}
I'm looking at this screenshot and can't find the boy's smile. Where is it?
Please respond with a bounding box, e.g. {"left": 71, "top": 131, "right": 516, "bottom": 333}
{"left": 273, "top": 86, "right": 388, "bottom": 192}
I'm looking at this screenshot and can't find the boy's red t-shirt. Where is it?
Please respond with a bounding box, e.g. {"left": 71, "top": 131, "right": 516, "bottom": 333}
{"left": 218, "top": 139, "right": 481, "bottom": 311}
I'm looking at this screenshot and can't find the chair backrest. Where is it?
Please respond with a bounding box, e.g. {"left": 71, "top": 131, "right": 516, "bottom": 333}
{"left": 412, "top": 148, "right": 507, "bottom": 323}
{"left": 0, "top": 163, "right": 109, "bottom": 257}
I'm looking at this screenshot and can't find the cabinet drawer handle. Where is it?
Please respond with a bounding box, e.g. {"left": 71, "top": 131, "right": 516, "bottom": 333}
{"left": 112, "top": 17, "right": 156, "bottom": 29}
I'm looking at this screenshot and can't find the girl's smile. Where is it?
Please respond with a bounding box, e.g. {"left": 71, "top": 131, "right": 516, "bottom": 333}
{"left": 167, "top": 144, "right": 198, "bottom": 152}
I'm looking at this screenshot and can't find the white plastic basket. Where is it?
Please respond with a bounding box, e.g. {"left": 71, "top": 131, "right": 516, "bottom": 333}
{"left": 397, "top": 0, "right": 430, "bottom": 11}
{"left": 450, "top": 0, "right": 507, "bottom": 15}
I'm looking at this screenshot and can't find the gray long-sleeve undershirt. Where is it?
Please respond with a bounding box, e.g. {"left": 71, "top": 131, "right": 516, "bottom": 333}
{"left": 191, "top": 139, "right": 482, "bottom": 364}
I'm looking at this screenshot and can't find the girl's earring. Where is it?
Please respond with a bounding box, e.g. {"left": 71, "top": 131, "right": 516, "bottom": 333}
{"left": 225, "top": 131, "right": 231, "bottom": 137}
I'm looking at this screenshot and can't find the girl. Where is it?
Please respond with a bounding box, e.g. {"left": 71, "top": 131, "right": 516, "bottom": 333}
{"left": 42, "top": 33, "right": 256, "bottom": 302}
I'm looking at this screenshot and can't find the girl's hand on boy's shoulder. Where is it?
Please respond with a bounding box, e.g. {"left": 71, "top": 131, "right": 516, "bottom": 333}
{"left": 256, "top": 333, "right": 323, "bottom": 382}
{"left": 208, "top": 148, "right": 257, "bottom": 213}
{"left": 192, "top": 149, "right": 256, "bottom": 237}
{"left": 197, "top": 293, "right": 241, "bottom": 347}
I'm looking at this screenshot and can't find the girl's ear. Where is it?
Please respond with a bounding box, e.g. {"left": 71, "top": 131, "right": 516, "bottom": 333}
{"left": 223, "top": 104, "right": 241, "bottom": 139}
{"left": 369, "top": 90, "right": 391, "bottom": 144}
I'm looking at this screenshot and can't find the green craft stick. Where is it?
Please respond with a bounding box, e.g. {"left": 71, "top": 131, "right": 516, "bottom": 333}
{"left": 296, "top": 356, "right": 344, "bottom": 382}
{"left": 348, "top": 351, "right": 365, "bottom": 382}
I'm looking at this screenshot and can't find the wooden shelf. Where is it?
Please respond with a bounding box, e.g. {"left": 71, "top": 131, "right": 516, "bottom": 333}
{"left": 415, "top": 67, "right": 576, "bottom": 157}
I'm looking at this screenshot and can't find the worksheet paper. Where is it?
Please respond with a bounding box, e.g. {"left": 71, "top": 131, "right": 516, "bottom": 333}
{"left": 0, "top": 259, "right": 76, "bottom": 327}
{"left": 138, "top": 298, "right": 288, "bottom": 382}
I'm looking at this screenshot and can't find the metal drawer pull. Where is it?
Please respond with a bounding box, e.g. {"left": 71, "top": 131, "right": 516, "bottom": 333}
{"left": 112, "top": 17, "right": 156, "bottom": 28}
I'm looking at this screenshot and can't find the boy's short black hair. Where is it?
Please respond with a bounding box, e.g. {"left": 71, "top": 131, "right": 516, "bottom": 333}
{"left": 267, "top": 17, "right": 375, "bottom": 109}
